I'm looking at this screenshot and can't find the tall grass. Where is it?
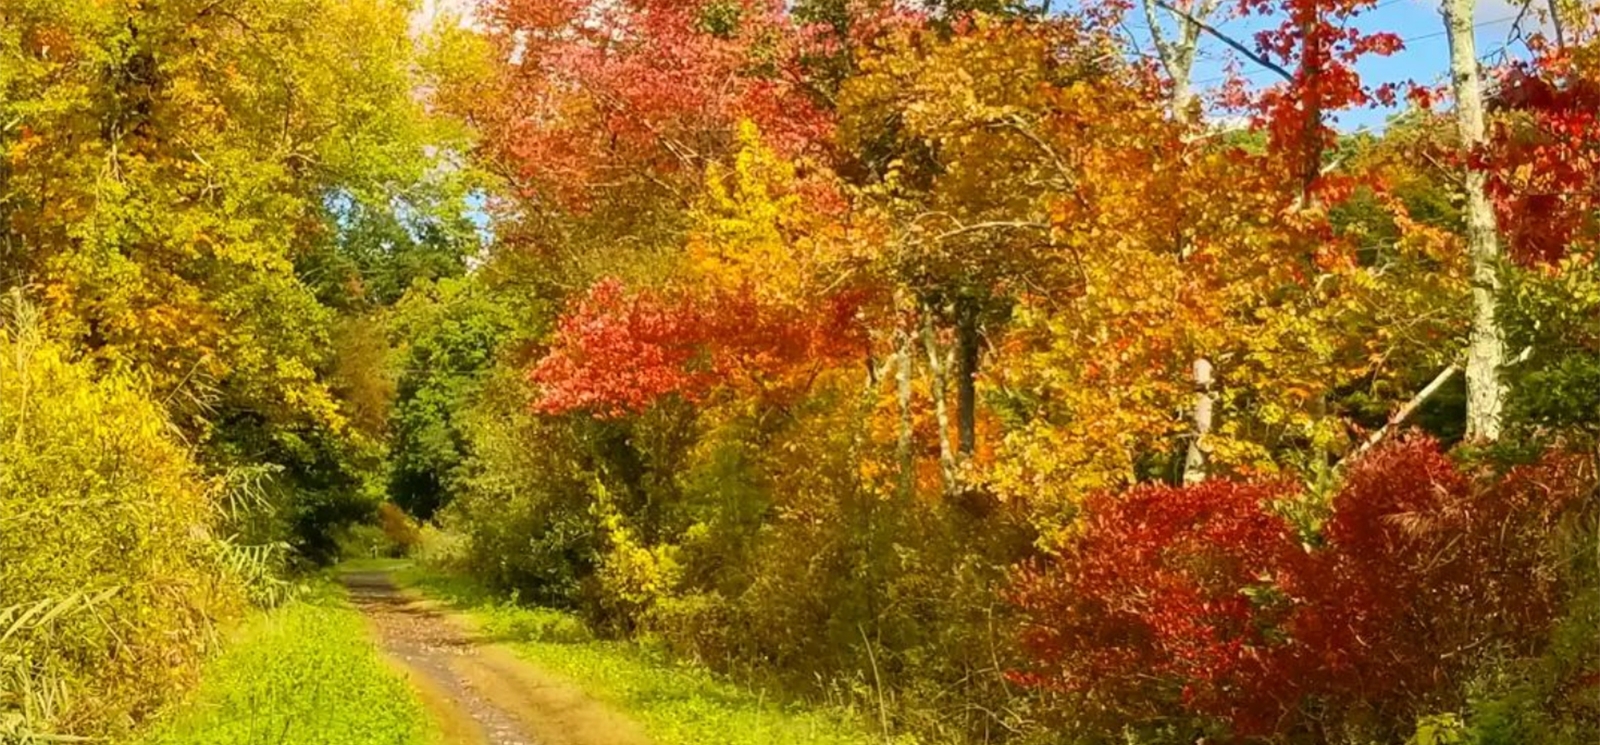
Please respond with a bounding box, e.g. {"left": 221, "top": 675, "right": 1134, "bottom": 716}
{"left": 0, "top": 592, "right": 117, "bottom": 743}
{"left": 132, "top": 585, "right": 437, "bottom": 745}
{"left": 1, "top": 294, "right": 241, "bottom": 739}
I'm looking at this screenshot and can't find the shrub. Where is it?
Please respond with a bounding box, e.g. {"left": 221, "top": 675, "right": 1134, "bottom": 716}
{"left": 0, "top": 311, "right": 239, "bottom": 738}
{"left": 335, "top": 523, "right": 395, "bottom": 560}
{"left": 1010, "top": 436, "right": 1590, "bottom": 742}
{"left": 332, "top": 502, "right": 424, "bottom": 560}
{"left": 455, "top": 358, "right": 1042, "bottom": 739}
{"left": 1009, "top": 478, "right": 1306, "bottom": 740}
{"left": 1293, "top": 438, "right": 1585, "bottom": 733}
{"left": 446, "top": 365, "right": 605, "bottom": 607}
{"left": 414, "top": 521, "right": 470, "bottom": 570}
{"left": 1446, "top": 587, "right": 1600, "bottom": 745}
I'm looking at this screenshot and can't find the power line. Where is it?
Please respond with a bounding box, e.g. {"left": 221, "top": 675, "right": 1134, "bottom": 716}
{"left": 1188, "top": 13, "right": 1522, "bottom": 87}
{"left": 1141, "top": 0, "right": 1407, "bottom": 48}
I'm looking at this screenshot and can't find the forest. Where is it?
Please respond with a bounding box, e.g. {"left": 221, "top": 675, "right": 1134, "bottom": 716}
{"left": 4, "top": 0, "right": 1600, "bottom": 743}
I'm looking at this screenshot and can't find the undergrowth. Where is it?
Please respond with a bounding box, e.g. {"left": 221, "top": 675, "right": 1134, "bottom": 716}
{"left": 129, "top": 583, "right": 436, "bottom": 745}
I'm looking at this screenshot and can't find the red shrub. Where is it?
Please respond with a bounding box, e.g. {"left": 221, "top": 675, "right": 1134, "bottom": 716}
{"left": 1297, "top": 438, "right": 1588, "bottom": 726}
{"left": 1288, "top": 437, "right": 1474, "bottom": 716}
{"left": 1009, "top": 479, "right": 1308, "bottom": 735}
{"left": 1011, "top": 437, "right": 1589, "bottom": 741}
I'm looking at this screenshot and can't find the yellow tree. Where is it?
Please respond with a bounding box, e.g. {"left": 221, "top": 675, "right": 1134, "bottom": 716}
{"left": 1, "top": 0, "right": 480, "bottom": 557}
{"left": 838, "top": 13, "right": 1441, "bottom": 521}
{"left": 839, "top": 16, "right": 1133, "bottom": 493}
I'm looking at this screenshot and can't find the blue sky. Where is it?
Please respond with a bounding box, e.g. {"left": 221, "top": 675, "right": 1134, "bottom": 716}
{"left": 1117, "top": 0, "right": 1542, "bottom": 130}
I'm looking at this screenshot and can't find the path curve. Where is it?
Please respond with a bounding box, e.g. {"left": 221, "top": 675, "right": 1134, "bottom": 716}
{"left": 340, "top": 571, "right": 652, "bottom": 745}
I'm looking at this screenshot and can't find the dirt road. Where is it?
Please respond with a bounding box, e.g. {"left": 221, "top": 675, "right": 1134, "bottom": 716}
{"left": 340, "top": 571, "right": 652, "bottom": 745}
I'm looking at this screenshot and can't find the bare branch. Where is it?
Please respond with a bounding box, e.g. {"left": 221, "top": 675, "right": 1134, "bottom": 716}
{"left": 1339, "top": 363, "right": 1459, "bottom": 470}
{"left": 926, "top": 220, "right": 1050, "bottom": 244}
{"left": 1547, "top": 0, "right": 1568, "bottom": 48}
{"left": 1155, "top": 0, "right": 1294, "bottom": 83}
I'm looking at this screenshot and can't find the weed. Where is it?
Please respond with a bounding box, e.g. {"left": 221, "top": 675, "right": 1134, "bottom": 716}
{"left": 130, "top": 585, "right": 436, "bottom": 745}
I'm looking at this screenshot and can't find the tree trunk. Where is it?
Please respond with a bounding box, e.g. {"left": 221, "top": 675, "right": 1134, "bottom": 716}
{"left": 1182, "top": 357, "right": 1214, "bottom": 484}
{"left": 954, "top": 297, "right": 980, "bottom": 462}
{"left": 1443, "top": 0, "right": 1507, "bottom": 441}
{"left": 1549, "top": 0, "right": 1570, "bottom": 48}
{"left": 1143, "top": 0, "right": 1222, "bottom": 118}
{"left": 896, "top": 322, "right": 916, "bottom": 499}
{"left": 922, "top": 310, "right": 956, "bottom": 491}
{"left": 1148, "top": 0, "right": 1223, "bottom": 483}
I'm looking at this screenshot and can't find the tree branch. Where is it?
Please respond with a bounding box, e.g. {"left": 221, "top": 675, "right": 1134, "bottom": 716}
{"left": 1142, "top": 0, "right": 1175, "bottom": 67}
{"left": 1155, "top": 0, "right": 1294, "bottom": 83}
{"left": 925, "top": 220, "right": 1050, "bottom": 245}
{"left": 1338, "top": 363, "right": 1458, "bottom": 470}
{"left": 986, "top": 114, "right": 1079, "bottom": 190}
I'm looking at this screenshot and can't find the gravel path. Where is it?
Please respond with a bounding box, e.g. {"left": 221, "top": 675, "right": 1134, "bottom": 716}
{"left": 341, "top": 571, "right": 652, "bottom": 745}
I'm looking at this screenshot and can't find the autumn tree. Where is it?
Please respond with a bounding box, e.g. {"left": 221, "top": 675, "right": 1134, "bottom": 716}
{"left": 1139, "top": 0, "right": 1226, "bottom": 483}
{"left": 1142, "top": 0, "right": 1225, "bottom": 117}
{"left": 0, "top": 0, "right": 481, "bottom": 556}
{"left": 839, "top": 16, "right": 1139, "bottom": 491}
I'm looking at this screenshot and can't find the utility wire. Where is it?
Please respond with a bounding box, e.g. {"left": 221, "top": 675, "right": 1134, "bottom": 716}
{"left": 1188, "top": 13, "right": 1522, "bottom": 87}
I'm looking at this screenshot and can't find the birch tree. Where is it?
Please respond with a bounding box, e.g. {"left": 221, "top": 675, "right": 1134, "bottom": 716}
{"left": 1443, "top": 0, "right": 1508, "bottom": 440}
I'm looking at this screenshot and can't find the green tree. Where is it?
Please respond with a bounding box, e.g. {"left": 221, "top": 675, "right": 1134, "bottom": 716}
{"left": 387, "top": 276, "right": 513, "bottom": 519}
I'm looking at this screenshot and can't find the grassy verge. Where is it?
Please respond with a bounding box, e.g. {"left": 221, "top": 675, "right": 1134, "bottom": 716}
{"left": 392, "top": 564, "right": 897, "bottom": 745}
{"left": 129, "top": 582, "right": 436, "bottom": 745}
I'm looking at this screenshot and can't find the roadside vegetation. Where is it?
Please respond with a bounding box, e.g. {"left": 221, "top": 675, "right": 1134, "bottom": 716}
{"left": 132, "top": 583, "right": 437, "bottom": 745}
{"left": 2, "top": 0, "right": 476, "bottom": 739}
{"left": 392, "top": 564, "right": 887, "bottom": 745}
{"left": 392, "top": 0, "right": 1600, "bottom": 741}
{"left": 1, "top": 300, "right": 240, "bottom": 742}
{"left": 9, "top": 0, "right": 1600, "bottom": 743}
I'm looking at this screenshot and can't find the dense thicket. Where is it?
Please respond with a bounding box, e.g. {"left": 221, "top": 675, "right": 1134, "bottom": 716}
{"left": 0, "top": 303, "right": 238, "bottom": 739}
{"left": 1, "top": 0, "right": 477, "bottom": 738}
{"left": 407, "top": 1, "right": 1600, "bottom": 743}
{"left": 0, "top": 0, "right": 482, "bottom": 559}
{"left": 8, "top": 0, "right": 1600, "bottom": 743}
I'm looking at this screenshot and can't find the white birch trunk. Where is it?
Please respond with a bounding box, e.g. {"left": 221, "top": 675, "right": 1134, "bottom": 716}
{"left": 1443, "top": 0, "right": 1507, "bottom": 441}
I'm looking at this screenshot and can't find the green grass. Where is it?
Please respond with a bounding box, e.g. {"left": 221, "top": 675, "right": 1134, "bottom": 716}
{"left": 129, "top": 584, "right": 436, "bottom": 745}
{"left": 393, "top": 564, "right": 898, "bottom": 745}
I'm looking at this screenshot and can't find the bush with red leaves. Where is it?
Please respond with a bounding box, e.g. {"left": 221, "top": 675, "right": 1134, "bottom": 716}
{"left": 1009, "top": 478, "right": 1309, "bottom": 735}
{"left": 1297, "top": 439, "right": 1589, "bottom": 730}
{"left": 1011, "top": 436, "right": 1590, "bottom": 741}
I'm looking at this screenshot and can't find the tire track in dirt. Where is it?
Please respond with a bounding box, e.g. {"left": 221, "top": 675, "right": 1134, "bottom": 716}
{"left": 340, "top": 571, "right": 652, "bottom": 745}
